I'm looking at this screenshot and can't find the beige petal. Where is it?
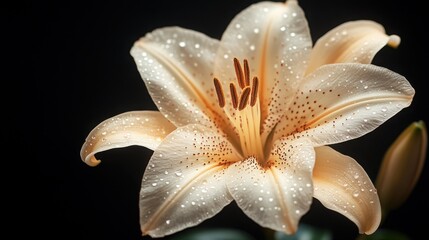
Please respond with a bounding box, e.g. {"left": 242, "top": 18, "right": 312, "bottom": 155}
{"left": 273, "top": 63, "right": 414, "bottom": 146}
{"left": 226, "top": 138, "right": 315, "bottom": 234}
{"left": 80, "top": 111, "right": 175, "bottom": 166}
{"left": 139, "top": 124, "right": 240, "bottom": 237}
{"left": 214, "top": 0, "right": 312, "bottom": 140}
{"left": 312, "top": 146, "right": 381, "bottom": 234}
{"left": 306, "top": 20, "right": 400, "bottom": 75}
{"left": 131, "top": 27, "right": 229, "bottom": 130}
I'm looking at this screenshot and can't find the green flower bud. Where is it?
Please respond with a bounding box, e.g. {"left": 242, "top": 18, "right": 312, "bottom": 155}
{"left": 375, "top": 120, "right": 427, "bottom": 218}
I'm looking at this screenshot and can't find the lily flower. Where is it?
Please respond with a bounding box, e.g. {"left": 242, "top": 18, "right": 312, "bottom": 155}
{"left": 80, "top": 0, "right": 414, "bottom": 237}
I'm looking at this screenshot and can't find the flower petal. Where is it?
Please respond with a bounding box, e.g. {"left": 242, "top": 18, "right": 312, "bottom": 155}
{"left": 214, "top": 0, "right": 312, "bottom": 138}
{"left": 80, "top": 111, "right": 175, "bottom": 166}
{"left": 312, "top": 146, "right": 381, "bottom": 234}
{"left": 131, "top": 27, "right": 225, "bottom": 128}
{"left": 274, "top": 63, "right": 414, "bottom": 146}
{"left": 139, "top": 124, "right": 240, "bottom": 237}
{"left": 306, "top": 20, "right": 400, "bottom": 75}
{"left": 226, "top": 138, "right": 315, "bottom": 234}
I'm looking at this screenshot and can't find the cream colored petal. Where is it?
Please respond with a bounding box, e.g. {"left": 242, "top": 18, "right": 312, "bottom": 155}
{"left": 226, "top": 138, "right": 315, "bottom": 234}
{"left": 214, "top": 0, "right": 312, "bottom": 139}
{"left": 139, "top": 124, "right": 240, "bottom": 237}
{"left": 131, "top": 27, "right": 227, "bottom": 129}
{"left": 273, "top": 63, "right": 414, "bottom": 146}
{"left": 306, "top": 20, "right": 400, "bottom": 75}
{"left": 312, "top": 146, "right": 381, "bottom": 234}
{"left": 80, "top": 111, "right": 175, "bottom": 166}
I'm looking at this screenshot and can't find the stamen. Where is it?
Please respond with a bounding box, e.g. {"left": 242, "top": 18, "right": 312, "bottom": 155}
{"left": 238, "top": 87, "right": 251, "bottom": 110}
{"left": 213, "top": 78, "right": 225, "bottom": 107}
{"left": 233, "top": 58, "right": 245, "bottom": 89}
{"left": 243, "top": 59, "right": 250, "bottom": 87}
{"left": 230, "top": 83, "right": 238, "bottom": 109}
{"left": 250, "top": 76, "right": 259, "bottom": 107}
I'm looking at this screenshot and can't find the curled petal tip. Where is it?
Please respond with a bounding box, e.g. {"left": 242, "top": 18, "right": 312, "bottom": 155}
{"left": 86, "top": 155, "right": 101, "bottom": 167}
{"left": 388, "top": 34, "right": 401, "bottom": 48}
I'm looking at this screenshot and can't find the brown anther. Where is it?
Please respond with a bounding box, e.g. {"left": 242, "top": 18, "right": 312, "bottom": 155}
{"left": 213, "top": 78, "right": 225, "bottom": 107}
{"left": 250, "top": 76, "right": 259, "bottom": 107}
{"left": 233, "top": 58, "right": 245, "bottom": 89}
{"left": 243, "top": 59, "right": 250, "bottom": 87}
{"left": 238, "top": 87, "right": 251, "bottom": 110}
{"left": 230, "top": 83, "right": 238, "bottom": 109}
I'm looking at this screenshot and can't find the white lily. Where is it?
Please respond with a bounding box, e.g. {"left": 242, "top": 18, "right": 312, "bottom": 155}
{"left": 80, "top": 0, "right": 414, "bottom": 237}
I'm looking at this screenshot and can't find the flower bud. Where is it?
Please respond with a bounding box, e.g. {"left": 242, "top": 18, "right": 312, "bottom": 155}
{"left": 375, "top": 120, "right": 427, "bottom": 216}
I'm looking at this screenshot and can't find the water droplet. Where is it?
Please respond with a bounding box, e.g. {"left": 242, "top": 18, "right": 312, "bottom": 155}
{"left": 175, "top": 171, "right": 182, "bottom": 177}
{"left": 164, "top": 171, "right": 168, "bottom": 175}
{"left": 353, "top": 192, "right": 359, "bottom": 197}
{"left": 280, "top": 26, "right": 286, "bottom": 32}
{"left": 258, "top": 197, "right": 263, "bottom": 201}
{"left": 152, "top": 183, "right": 157, "bottom": 187}
{"left": 295, "top": 210, "right": 300, "bottom": 214}
{"left": 259, "top": 207, "right": 264, "bottom": 211}
{"left": 179, "top": 42, "right": 186, "bottom": 47}
{"left": 166, "top": 220, "right": 170, "bottom": 224}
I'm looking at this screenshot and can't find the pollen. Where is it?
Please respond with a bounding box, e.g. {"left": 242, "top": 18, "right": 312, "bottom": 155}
{"left": 213, "top": 58, "right": 265, "bottom": 164}
{"left": 214, "top": 58, "right": 259, "bottom": 111}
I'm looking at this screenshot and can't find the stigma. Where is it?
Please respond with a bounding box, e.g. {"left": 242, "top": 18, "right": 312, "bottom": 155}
{"left": 213, "top": 58, "right": 266, "bottom": 165}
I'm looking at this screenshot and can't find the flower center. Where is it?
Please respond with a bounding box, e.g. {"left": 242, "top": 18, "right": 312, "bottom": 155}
{"left": 214, "top": 58, "right": 265, "bottom": 164}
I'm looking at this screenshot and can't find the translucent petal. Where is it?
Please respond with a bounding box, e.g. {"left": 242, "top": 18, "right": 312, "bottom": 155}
{"left": 306, "top": 20, "right": 400, "bottom": 74}
{"left": 273, "top": 63, "right": 414, "bottom": 146}
{"left": 226, "top": 138, "right": 315, "bottom": 234}
{"left": 139, "top": 124, "right": 240, "bottom": 237}
{"left": 80, "top": 111, "right": 175, "bottom": 166}
{"left": 313, "top": 146, "right": 381, "bottom": 234}
{"left": 214, "top": 0, "right": 312, "bottom": 139}
{"left": 131, "top": 27, "right": 227, "bottom": 129}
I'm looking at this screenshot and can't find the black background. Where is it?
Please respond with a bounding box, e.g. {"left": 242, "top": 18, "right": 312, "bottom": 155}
{"left": 23, "top": 0, "right": 428, "bottom": 239}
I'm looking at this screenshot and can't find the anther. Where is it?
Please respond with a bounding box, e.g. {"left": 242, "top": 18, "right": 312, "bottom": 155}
{"left": 238, "top": 87, "right": 251, "bottom": 110}
{"left": 233, "top": 58, "right": 245, "bottom": 89}
{"left": 243, "top": 59, "right": 250, "bottom": 86}
{"left": 230, "top": 83, "right": 238, "bottom": 109}
{"left": 213, "top": 78, "right": 225, "bottom": 107}
{"left": 250, "top": 76, "right": 259, "bottom": 107}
